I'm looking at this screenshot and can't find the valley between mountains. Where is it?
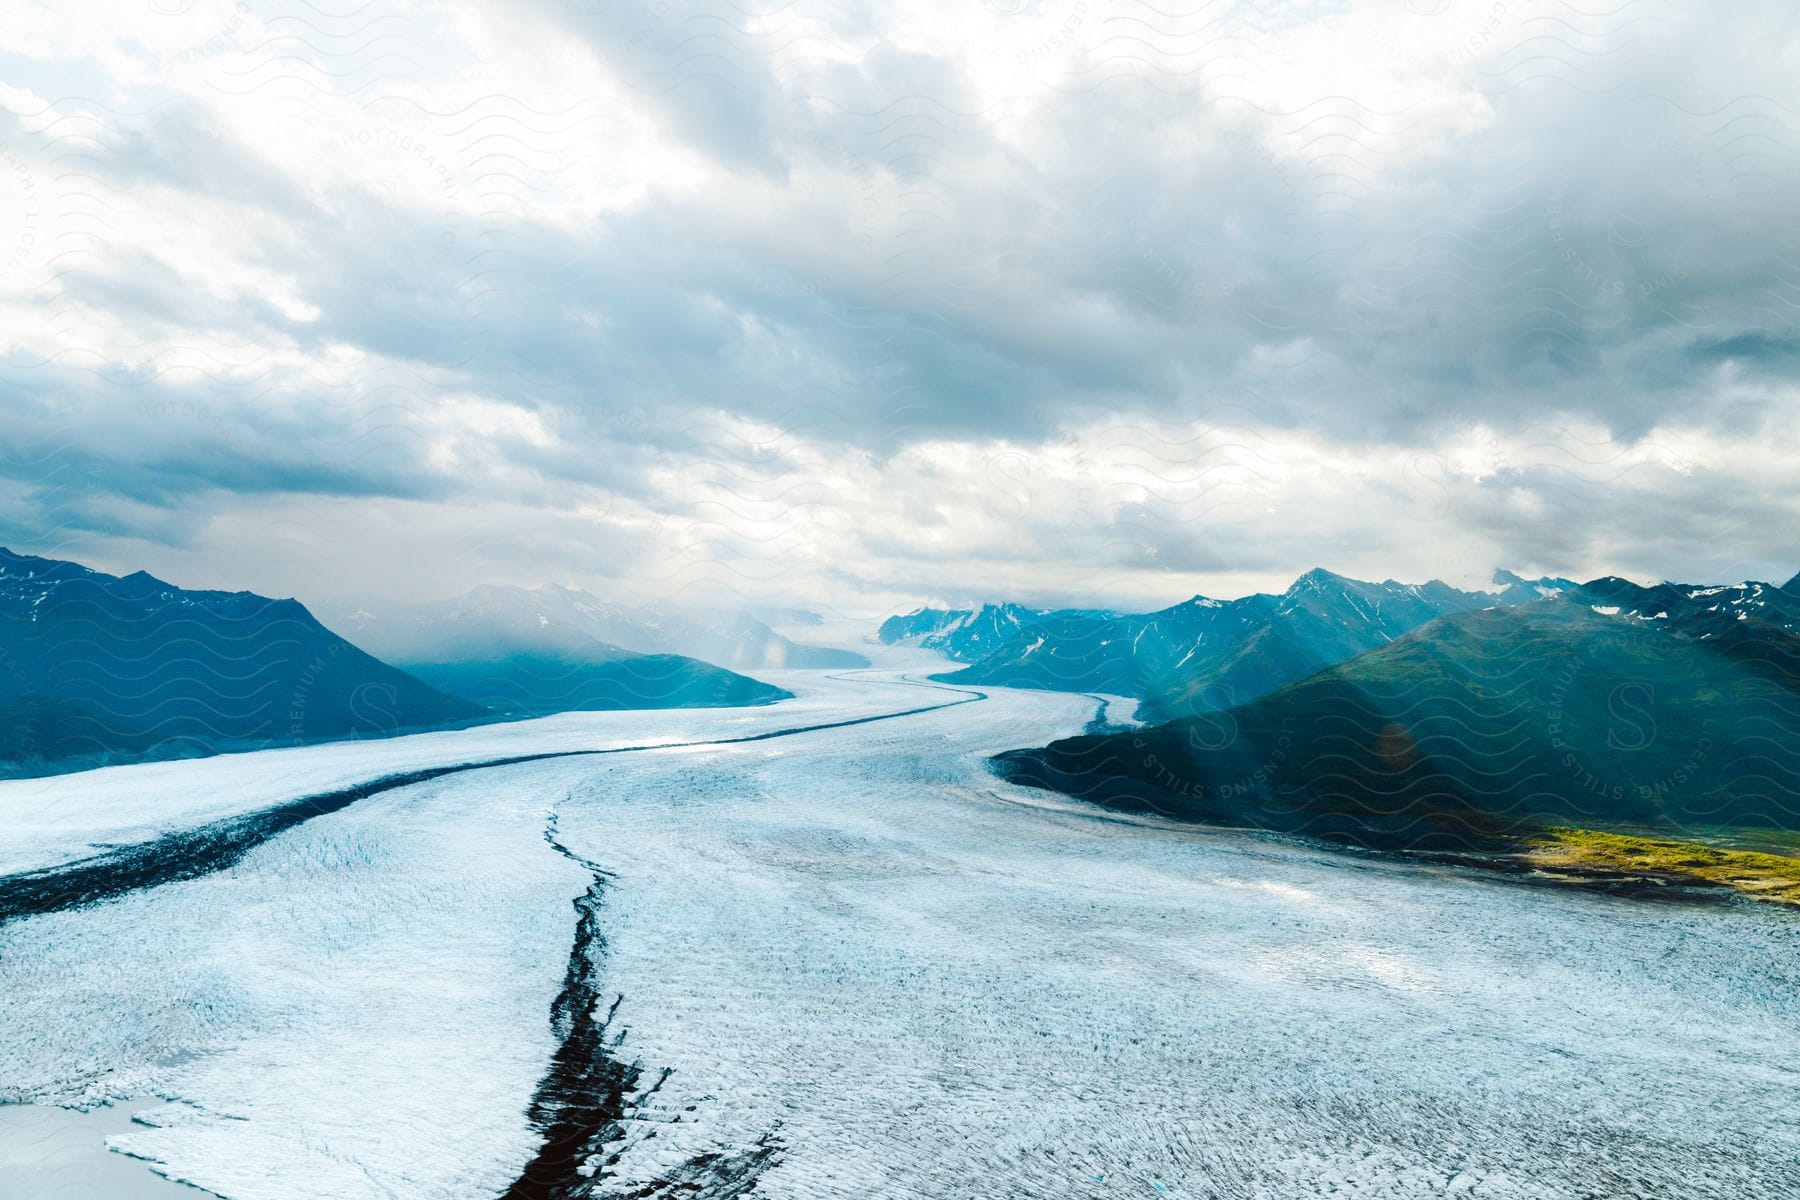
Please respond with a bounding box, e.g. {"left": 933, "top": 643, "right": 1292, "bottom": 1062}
{"left": 2, "top": 668, "right": 1797, "bottom": 1200}
{"left": 3, "top": 555, "right": 1799, "bottom": 1199}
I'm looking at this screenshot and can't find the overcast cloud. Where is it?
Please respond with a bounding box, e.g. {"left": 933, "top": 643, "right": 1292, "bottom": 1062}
{"left": 1, "top": 0, "right": 1796, "bottom": 614}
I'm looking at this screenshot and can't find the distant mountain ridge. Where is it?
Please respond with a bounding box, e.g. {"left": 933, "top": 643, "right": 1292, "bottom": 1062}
{"left": 329, "top": 584, "right": 793, "bottom": 716}
{"left": 903, "top": 569, "right": 1563, "bottom": 720}
{"left": 876, "top": 602, "right": 1118, "bottom": 664}
{"left": 899, "top": 568, "right": 1799, "bottom": 723}
{"left": 1572, "top": 575, "right": 1800, "bottom": 629}
{"left": 400, "top": 652, "right": 790, "bottom": 716}
{"left": 333, "top": 584, "right": 869, "bottom": 672}
{"left": 0, "top": 548, "right": 483, "bottom": 776}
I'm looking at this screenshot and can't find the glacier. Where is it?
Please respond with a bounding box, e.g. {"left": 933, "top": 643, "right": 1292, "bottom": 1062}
{"left": 0, "top": 669, "right": 1796, "bottom": 1198}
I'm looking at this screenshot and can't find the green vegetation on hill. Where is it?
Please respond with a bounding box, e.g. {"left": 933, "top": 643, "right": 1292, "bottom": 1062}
{"left": 1524, "top": 827, "right": 1800, "bottom": 905}
{"left": 997, "top": 597, "right": 1800, "bottom": 866}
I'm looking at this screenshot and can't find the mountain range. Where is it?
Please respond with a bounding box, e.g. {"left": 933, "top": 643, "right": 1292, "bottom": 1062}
{"left": 886, "top": 568, "right": 1800, "bottom": 722}
{"left": 877, "top": 603, "right": 1118, "bottom": 664}
{"left": 0, "top": 548, "right": 484, "bottom": 775}
{"left": 12, "top": 541, "right": 1795, "bottom": 827}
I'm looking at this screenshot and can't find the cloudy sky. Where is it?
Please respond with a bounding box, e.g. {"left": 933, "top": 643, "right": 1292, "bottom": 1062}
{"left": 1, "top": 0, "right": 1796, "bottom": 616}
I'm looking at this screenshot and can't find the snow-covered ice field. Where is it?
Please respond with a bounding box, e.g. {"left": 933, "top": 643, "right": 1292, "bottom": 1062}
{"left": 2, "top": 669, "right": 1797, "bottom": 1198}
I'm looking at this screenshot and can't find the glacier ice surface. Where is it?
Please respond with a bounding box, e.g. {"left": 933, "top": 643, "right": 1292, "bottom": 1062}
{"left": 1, "top": 669, "right": 1797, "bottom": 1199}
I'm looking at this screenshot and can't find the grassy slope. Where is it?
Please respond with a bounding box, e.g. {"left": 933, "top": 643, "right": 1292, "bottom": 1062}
{"left": 1523, "top": 827, "right": 1800, "bottom": 906}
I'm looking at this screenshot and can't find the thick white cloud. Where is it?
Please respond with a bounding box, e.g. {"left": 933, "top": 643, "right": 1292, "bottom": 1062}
{"left": 0, "top": 0, "right": 1796, "bottom": 611}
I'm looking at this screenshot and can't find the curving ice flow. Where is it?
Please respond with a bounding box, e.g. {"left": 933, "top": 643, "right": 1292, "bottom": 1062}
{"left": 0, "top": 669, "right": 939, "bottom": 878}
{"left": 1, "top": 670, "right": 1797, "bottom": 1199}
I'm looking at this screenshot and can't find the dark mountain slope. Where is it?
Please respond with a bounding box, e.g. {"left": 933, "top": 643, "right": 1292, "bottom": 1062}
{"left": 996, "top": 598, "right": 1800, "bottom": 850}
{"left": 0, "top": 548, "right": 484, "bottom": 776}
{"left": 399, "top": 647, "right": 791, "bottom": 716}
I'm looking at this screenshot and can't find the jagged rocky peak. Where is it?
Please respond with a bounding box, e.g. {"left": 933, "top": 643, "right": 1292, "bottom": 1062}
{"left": 1287, "top": 567, "right": 1350, "bottom": 591}
{"left": 1489, "top": 568, "right": 1579, "bottom": 602}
